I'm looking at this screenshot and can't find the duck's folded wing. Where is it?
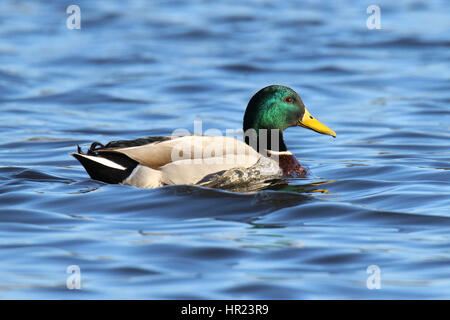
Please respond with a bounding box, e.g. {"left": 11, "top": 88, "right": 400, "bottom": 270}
{"left": 96, "top": 135, "right": 261, "bottom": 169}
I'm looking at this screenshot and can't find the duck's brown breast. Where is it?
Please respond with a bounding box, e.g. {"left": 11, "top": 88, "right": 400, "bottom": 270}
{"left": 267, "top": 151, "right": 307, "bottom": 178}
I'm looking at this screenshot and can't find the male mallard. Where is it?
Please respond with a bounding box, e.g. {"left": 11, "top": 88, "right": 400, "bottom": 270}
{"left": 72, "top": 85, "right": 336, "bottom": 188}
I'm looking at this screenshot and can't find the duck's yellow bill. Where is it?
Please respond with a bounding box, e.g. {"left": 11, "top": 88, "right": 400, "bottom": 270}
{"left": 298, "top": 108, "right": 336, "bottom": 138}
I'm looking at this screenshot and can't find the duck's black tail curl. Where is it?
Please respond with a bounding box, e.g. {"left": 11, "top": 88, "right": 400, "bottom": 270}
{"left": 86, "top": 142, "right": 105, "bottom": 155}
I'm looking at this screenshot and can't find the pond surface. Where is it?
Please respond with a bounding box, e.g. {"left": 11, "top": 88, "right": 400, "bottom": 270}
{"left": 0, "top": 0, "right": 449, "bottom": 299}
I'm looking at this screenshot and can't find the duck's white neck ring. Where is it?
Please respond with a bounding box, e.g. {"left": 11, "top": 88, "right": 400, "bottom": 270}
{"left": 266, "top": 150, "right": 293, "bottom": 156}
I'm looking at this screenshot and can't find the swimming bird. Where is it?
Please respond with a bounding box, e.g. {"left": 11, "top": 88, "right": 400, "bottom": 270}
{"left": 72, "top": 85, "right": 336, "bottom": 188}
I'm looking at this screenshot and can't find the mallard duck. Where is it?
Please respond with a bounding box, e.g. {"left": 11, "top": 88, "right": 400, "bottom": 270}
{"left": 72, "top": 85, "right": 336, "bottom": 188}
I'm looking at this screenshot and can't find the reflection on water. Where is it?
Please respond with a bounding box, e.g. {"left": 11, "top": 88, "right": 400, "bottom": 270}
{"left": 0, "top": 0, "right": 450, "bottom": 299}
{"left": 272, "top": 180, "right": 335, "bottom": 195}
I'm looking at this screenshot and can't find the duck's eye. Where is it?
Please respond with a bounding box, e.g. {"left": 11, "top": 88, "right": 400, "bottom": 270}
{"left": 284, "top": 97, "right": 295, "bottom": 103}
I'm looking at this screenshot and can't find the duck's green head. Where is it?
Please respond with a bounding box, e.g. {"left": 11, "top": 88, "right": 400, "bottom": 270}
{"left": 243, "top": 85, "right": 336, "bottom": 138}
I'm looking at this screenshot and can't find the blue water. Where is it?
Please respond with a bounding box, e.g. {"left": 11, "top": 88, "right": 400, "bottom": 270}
{"left": 1, "top": 0, "right": 449, "bottom": 299}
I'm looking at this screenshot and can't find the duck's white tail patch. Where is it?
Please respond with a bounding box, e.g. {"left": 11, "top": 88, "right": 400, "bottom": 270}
{"left": 73, "top": 153, "right": 126, "bottom": 170}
